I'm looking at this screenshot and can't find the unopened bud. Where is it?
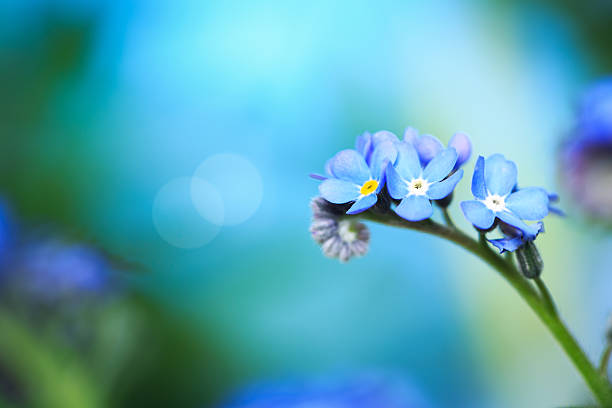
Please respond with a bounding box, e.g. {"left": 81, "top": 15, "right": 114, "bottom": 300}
{"left": 515, "top": 241, "right": 543, "bottom": 279}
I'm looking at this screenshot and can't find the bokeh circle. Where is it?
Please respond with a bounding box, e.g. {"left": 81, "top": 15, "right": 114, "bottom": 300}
{"left": 192, "top": 153, "right": 263, "bottom": 226}
{"left": 152, "top": 177, "right": 224, "bottom": 249}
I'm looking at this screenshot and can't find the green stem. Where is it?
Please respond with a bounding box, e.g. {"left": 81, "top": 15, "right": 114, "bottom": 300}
{"left": 600, "top": 344, "right": 612, "bottom": 379}
{"left": 441, "top": 208, "right": 456, "bottom": 228}
{"left": 360, "top": 212, "right": 612, "bottom": 407}
{"left": 534, "top": 276, "right": 559, "bottom": 318}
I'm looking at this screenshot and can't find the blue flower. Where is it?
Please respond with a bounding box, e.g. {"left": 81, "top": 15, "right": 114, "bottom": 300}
{"left": 4, "top": 240, "right": 112, "bottom": 302}
{"left": 488, "top": 221, "right": 545, "bottom": 253}
{"left": 220, "top": 374, "right": 433, "bottom": 408}
{"left": 317, "top": 142, "right": 397, "bottom": 215}
{"left": 310, "top": 131, "right": 400, "bottom": 182}
{"left": 403, "top": 127, "right": 472, "bottom": 170}
{"left": 355, "top": 130, "right": 400, "bottom": 164}
{"left": 386, "top": 142, "right": 464, "bottom": 221}
{"left": 460, "top": 155, "right": 549, "bottom": 239}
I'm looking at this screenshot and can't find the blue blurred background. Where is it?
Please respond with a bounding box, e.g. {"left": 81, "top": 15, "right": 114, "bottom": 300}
{"left": 1, "top": 1, "right": 612, "bottom": 407}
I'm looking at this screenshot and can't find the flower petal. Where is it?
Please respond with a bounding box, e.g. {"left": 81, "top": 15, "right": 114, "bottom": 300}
{"left": 394, "top": 195, "right": 433, "bottom": 221}
{"left": 506, "top": 187, "right": 549, "bottom": 220}
{"left": 422, "top": 147, "right": 458, "bottom": 182}
{"left": 319, "top": 178, "right": 360, "bottom": 204}
{"left": 460, "top": 200, "right": 495, "bottom": 229}
{"left": 395, "top": 141, "right": 422, "bottom": 180}
{"left": 309, "top": 173, "right": 328, "bottom": 181}
{"left": 448, "top": 132, "right": 471, "bottom": 169}
{"left": 328, "top": 149, "right": 371, "bottom": 184}
{"left": 370, "top": 140, "right": 398, "bottom": 180}
{"left": 346, "top": 194, "right": 378, "bottom": 215}
{"left": 415, "top": 134, "right": 444, "bottom": 166}
{"left": 496, "top": 211, "right": 541, "bottom": 238}
{"left": 385, "top": 163, "right": 409, "bottom": 199}
{"left": 471, "top": 156, "right": 486, "bottom": 199}
{"left": 427, "top": 169, "right": 463, "bottom": 200}
{"left": 355, "top": 131, "right": 372, "bottom": 157}
{"left": 371, "top": 130, "right": 399, "bottom": 147}
{"left": 484, "top": 154, "right": 517, "bottom": 196}
{"left": 489, "top": 236, "right": 524, "bottom": 253}
{"left": 403, "top": 127, "right": 419, "bottom": 145}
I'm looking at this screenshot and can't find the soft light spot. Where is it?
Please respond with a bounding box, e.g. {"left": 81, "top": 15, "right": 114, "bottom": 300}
{"left": 153, "top": 177, "right": 223, "bottom": 249}
{"left": 360, "top": 180, "right": 378, "bottom": 196}
{"left": 193, "top": 153, "right": 263, "bottom": 226}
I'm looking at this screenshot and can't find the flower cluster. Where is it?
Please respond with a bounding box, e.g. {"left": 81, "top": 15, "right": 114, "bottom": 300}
{"left": 310, "top": 127, "right": 559, "bottom": 262}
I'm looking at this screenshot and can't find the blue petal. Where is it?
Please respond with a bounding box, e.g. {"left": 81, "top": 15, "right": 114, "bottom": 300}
{"left": 422, "top": 147, "right": 458, "bottom": 182}
{"left": 371, "top": 130, "right": 399, "bottom": 147}
{"left": 328, "top": 149, "right": 371, "bottom": 185}
{"left": 460, "top": 200, "right": 495, "bottom": 229}
{"left": 395, "top": 141, "right": 422, "bottom": 180}
{"left": 415, "top": 134, "right": 444, "bottom": 166}
{"left": 496, "top": 211, "right": 540, "bottom": 238}
{"left": 309, "top": 173, "right": 327, "bottom": 180}
{"left": 370, "top": 141, "right": 398, "bottom": 181}
{"left": 355, "top": 131, "right": 372, "bottom": 158}
{"left": 484, "top": 154, "right": 517, "bottom": 196}
{"left": 403, "top": 127, "right": 419, "bottom": 144}
{"left": 489, "top": 236, "right": 524, "bottom": 253}
{"left": 385, "top": 163, "right": 409, "bottom": 199}
{"left": 324, "top": 157, "right": 335, "bottom": 177}
{"left": 427, "top": 169, "right": 463, "bottom": 200}
{"left": 506, "top": 187, "right": 549, "bottom": 220}
{"left": 394, "top": 195, "right": 433, "bottom": 221}
{"left": 318, "top": 178, "right": 360, "bottom": 204}
{"left": 471, "top": 156, "right": 486, "bottom": 199}
{"left": 346, "top": 194, "right": 378, "bottom": 215}
{"left": 448, "top": 132, "right": 471, "bottom": 169}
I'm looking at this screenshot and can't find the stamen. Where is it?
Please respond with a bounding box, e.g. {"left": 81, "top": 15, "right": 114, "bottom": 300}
{"left": 360, "top": 180, "right": 379, "bottom": 196}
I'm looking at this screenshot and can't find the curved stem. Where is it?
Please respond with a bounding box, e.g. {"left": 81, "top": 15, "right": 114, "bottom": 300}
{"left": 360, "top": 212, "right": 612, "bottom": 407}
{"left": 534, "top": 276, "right": 559, "bottom": 318}
{"left": 441, "top": 208, "right": 456, "bottom": 228}
{"left": 600, "top": 344, "right": 612, "bottom": 379}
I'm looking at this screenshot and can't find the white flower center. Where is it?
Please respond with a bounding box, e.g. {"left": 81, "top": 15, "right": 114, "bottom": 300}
{"left": 338, "top": 220, "right": 359, "bottom": 243}
{"left": 407, "top": 178, "right": 430, "bottom": 196}
{"left": 483, "top": 194, "right": 506, "bottom": 212}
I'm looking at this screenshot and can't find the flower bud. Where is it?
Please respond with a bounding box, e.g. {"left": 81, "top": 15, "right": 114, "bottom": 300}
{"left": 448, "top": 132, "right": 472, "bottom": 169}
{"left": 414, "top": 134, "right": 444, "bottom": 166}
{"left": 515, "top": 240, "right": 543, "bottom": 279}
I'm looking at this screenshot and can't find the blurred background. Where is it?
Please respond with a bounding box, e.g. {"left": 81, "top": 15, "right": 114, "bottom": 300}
{"left": 1, "top": 0, "right": 611, "bottom": 407}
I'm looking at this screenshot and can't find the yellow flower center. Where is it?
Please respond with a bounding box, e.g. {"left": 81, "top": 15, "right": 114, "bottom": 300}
{"left": 360, "top": 180, "right": 379, "bottom": 196}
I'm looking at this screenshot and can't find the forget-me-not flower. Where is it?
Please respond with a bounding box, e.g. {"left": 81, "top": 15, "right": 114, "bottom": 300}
{"left": 460, "top": 154, "right": 549, "bottom": 239}
{"left": 386, "top": 142, "right": 464, "bottom": 221}
{"left": 403, "top": 127, "right": 472, "bottom": 171}
{"left": 317, "top": 142, "right": 397, "bottom": 215}
{"left": 488, "top": 221, "right": 545, "bottom": 253}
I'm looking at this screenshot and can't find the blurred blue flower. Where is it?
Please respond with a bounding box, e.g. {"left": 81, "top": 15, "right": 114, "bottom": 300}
{"left": 317, "top": 144, "right": 397, "bottom": 215}
{"left": 561, "top": 77, "right": 612, "bottom": 220}
{"left": 220, "top": 374, "right": 433, "bottom": 408}
{"left": 386, "top": 142, "right": 463, "bottom": 221}
{"left": 4, "top": 240, "right": 112, "bottom": 303}
{"left": 403, "top": 127, "right": 472, "bottom": 170}
{"left": 460, "top": 155, "right": 549, "bottom": 241}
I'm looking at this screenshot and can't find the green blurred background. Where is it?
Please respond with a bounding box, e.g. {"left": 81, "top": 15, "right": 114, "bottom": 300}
{"left": 0, "top": 1, "right": 611, "bottom": 407}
